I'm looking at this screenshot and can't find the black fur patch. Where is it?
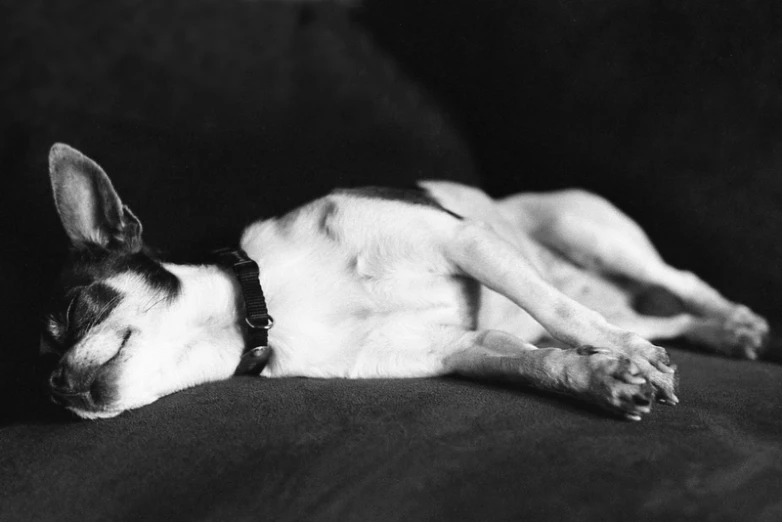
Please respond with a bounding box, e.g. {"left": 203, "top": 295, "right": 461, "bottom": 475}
{"left": 60, "top": 247, "right": 181, "bottom": 298}
{"left": 317, "top": 200, "right": 339, "bottom": 240}
{"left": 44, "top": 247, "right": 180, "bottom": 348}
{"left": 67, "top": 283, "right": 122, "bottom": 343}
{"left": 336, "top": 186, "right": 463, "bottom": 219}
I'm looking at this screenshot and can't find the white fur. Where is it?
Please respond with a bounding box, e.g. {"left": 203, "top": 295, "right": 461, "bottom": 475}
{"left": 65, "top": 265, "right": 246, "bottom": 418}
{"left": 62, "top": 191, "right": 486, "bottom": 418}
{"left": 241, "top": 194, "right": 476, "bottom": 379}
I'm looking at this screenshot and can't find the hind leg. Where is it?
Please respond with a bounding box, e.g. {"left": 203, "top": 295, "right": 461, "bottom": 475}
{"left": 498, "top": 189, "right": 769, "bottom": 358}
{"left": 614, "top": 313, "right": 764, "bottom": 360}
{"left": 441, "top": 218, "right": 677, "bottom": 403}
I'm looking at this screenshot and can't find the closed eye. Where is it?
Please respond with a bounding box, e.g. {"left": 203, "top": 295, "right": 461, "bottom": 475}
{"left": 64, "top": 295, "right": 78, "bottom": 330}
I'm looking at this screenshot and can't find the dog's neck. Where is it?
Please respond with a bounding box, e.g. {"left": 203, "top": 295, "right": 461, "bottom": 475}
{"left": 162, "top": 262, "right": 248, "bottom": 376}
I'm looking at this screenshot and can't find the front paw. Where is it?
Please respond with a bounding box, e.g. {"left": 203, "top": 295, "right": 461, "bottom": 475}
{"left": 569, "top": 349, "right": 662, "bottom": 421}
{"left": 603, "top": 338, "right": 679, "bottom": 405}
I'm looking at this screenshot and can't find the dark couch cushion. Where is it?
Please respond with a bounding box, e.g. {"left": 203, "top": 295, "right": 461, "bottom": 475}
{"left": 2, "top": 348, "right": 781, "bottom": 522}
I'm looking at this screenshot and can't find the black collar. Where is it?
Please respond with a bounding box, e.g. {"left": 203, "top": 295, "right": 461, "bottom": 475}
{"left": 213, "top": 248, "right": 274, "bottom": 375}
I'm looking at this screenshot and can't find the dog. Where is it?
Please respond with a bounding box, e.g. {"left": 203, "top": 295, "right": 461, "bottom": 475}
{"left": 41, "top": 143, "right": 769, "bottom": 421}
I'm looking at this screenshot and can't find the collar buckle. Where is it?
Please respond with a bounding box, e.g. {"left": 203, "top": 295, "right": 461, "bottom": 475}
{"left": 246, "top": 315, "right": 274, "bottom": 330}
{"left": 213, "top": 247, "right": 274, "bottom": 376}
{"left": 235, "top": 346, "right": 272, "bottom": 376}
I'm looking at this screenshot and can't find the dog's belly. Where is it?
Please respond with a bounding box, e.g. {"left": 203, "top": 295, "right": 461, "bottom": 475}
{"left": 243, "top": 198, "right": 479, "bottom": 379}
{"left": 475, "top": 286, "right": 548, "bottom": 342}
{"left": 261, "top": 262, "right": 479, "bottom": 378}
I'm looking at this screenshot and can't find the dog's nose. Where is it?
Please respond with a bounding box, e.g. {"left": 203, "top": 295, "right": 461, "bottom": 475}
{"left": 48, "top": 365, "right": 112, "bottom": 412}
{"left": 49, "top": 365, "right": 69, "bottom": 392}
{"left": 48, "top": 365, "right": 86, "bottom": 397}
{"left": 49, "top": 366, "right": 98, "bottom": 410}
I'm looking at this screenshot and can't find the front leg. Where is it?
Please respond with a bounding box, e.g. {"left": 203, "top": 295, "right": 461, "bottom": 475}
{"left": 444, "top": 330, "right": 660, "bottom": 420}
{"left": 442, "top": 220, "right": 677, "bottom": 402}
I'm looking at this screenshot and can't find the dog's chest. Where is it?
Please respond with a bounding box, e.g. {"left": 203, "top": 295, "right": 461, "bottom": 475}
{"left": 240, "top": 196, "right": 476, "bottom": 377}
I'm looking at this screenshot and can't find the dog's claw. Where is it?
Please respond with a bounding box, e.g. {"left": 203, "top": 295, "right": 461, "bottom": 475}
{"left": 657, "top": 395, "right": 679, "bottom": 406}
{"left": 612, "top": 340, "right": 678, "bottom": 407}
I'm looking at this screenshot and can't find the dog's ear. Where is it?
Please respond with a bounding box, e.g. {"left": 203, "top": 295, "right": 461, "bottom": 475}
{"left": 49, "top": 143, "right": 143, "bottom": 252}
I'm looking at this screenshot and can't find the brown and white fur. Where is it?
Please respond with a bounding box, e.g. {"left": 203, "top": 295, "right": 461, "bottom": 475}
{"left": 41, "top": 144, "right": 769, "bottom": 421}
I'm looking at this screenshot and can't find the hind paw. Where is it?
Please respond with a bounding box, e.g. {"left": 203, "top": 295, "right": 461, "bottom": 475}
{"left": 721, "top": 305, "right": 769, "bottom": 359}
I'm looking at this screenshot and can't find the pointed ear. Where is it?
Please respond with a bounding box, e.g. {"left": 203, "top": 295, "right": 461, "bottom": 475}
{"left": 49, "top": 143, "right": 143, "bottom": 252}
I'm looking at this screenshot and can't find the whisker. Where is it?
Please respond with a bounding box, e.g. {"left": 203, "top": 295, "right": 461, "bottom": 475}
{"left": 143, "top": 295, "right": 169, "bottom": 313}
{"left": 84, "top": 294, "right": 124, "bottom": 333}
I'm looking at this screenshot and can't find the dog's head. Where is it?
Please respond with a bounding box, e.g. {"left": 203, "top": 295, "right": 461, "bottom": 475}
{"left": 42, "top": 144, "right": 244, "bottom": 419}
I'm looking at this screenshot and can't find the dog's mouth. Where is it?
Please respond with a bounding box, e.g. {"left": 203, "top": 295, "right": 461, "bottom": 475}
{"left": 67, "top": 405, "right": 124, "bottom": 420}
{"left": 50, "top": 389, "right": 122, "bottom": 419}
{"left": 50, "top": 387, "right": 92, "bottom": 409}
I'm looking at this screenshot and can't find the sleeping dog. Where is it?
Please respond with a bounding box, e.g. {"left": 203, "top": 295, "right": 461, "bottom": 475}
{"left": 41, "top": 143, "right": 769, "bottom": 420}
